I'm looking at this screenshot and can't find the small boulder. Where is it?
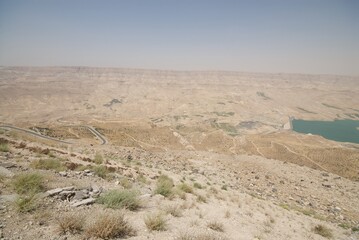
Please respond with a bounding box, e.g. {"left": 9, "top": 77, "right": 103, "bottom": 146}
{"left": 73, "top": 191, "right": 89, "bottom": 201}
{"left": 71, "top": 198, "right": 95, "bottom": 207}
{"left": 46, "top": 188, "right": 63, "bottom": 196}
{"left": 59, "top": 171, "right": 67, "bottom": 177}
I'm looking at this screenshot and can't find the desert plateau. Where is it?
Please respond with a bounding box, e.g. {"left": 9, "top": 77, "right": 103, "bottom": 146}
{"left": 0, "top": 67, "right": 358, "bottom": 240}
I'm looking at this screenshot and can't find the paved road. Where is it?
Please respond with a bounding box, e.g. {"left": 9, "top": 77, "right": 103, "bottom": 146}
{"left": 0, "top": 124, "right": 108, "bottom": 145}
{"left": 84, "top": 125, "right": 108, "bottom": 145}
{"left": 0, "top": 125, "right": 72, "bottom": 144}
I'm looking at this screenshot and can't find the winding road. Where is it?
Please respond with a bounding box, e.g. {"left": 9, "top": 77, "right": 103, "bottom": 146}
{"left": 84, "top": 125, "right": 108, "bottom": 145}
{"left": 0, "top": 125, "right": 108, "bottom": 145}
{"left": 0, "top": 125, "right": 72, "bottom": 144}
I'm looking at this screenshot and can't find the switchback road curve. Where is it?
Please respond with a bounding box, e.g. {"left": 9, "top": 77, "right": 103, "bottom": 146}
{"left": 0, "top": 125, "right": 108, "bottom": 145}
{"left": 0, "top": 125, "right": 72, "bottom": 144}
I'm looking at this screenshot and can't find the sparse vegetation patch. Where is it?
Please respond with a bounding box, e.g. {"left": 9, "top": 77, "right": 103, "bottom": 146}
{"left": 93, "top": 165, "right": 108, "bottom": 178}
{"left": 97, "top": 189, "right": 140, "bottom": 210}
{"left": 12, "top": 172, "right": 45, "bottom": 195}
{"left": 30, "top": 158, "right": 64, "bottom": 171}
{"left": 154, "top": 175, "right": 174, "bottom": 197}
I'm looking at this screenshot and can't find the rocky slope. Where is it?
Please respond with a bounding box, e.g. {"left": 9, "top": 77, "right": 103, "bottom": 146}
{"left": 0, "top": 132, "right": 358, "bottom": 240}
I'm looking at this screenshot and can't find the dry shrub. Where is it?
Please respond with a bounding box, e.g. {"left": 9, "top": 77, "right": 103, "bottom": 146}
{"left": 58, "top": 212, "right": 84, "bottom": 234}
{"left": 178, "top": 183, "right": 193, "bottom": 193}
{"left": 207, "top": 221, "right": 225, "bottom": 232}
{"left": 137, "top": 174, "right": 147, "bottom": 184}
{"left": 94, "top": 152, "right": 103, "bottom": 164}
{"left": 164, "top": 205, "right": 183, "bottom": 217}
{"left": 177, "top": 232, "right": 227, "bottom": 240}
{"left": 65, "top": 161, "right": 79, "bottom": 170}
{"left": 119, "top": 178, "right": 133, "bottom": 189}
{"left": 18, "top": 142, "right": 27, "bottom": 148}
{"left": 197, "top": 194, "right": 207, "bottom": 203}
{"left": 85, "top": 212, "right": 136, "bottom": 239}
{"left": 313, "top": 224, "right": 333, "bottom": 238}
{"left": 175, "top": 188, "right": 187, "bottom": 200}
{"left": 30, "top": 158, "right": 65, "bottom": 171}
{"left": 209, "top": 186, "right": 218, "bottom": 194}
{"left": 144, "top": 213, "right": 167, "bottom": 231}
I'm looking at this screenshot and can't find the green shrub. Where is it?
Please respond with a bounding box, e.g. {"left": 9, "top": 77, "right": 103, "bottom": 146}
{"left": 12, "top": 173, "right": 45, "bottom": 195}
{"left": 0, "top": 143, "right": 9, "bottom": 152}
{"left": 30, "top": 158, "right": 64, "bottom": 171}
{"left": 97, "top": 190, "right": 140, "bottom": 211}
{"left": 193, "top": 182, "right": 203, "bottom": 189}
{"left": 93, "top": 165, "right": 108, "bottom": 178}
{"left": 16, "top": 195, "right": 38, "bottom": 212}
{"left": 154, "top": 175, "right": 174, "bottom": 197}
{"left": 338, "top": 223, "right": 350, "bottom": 229}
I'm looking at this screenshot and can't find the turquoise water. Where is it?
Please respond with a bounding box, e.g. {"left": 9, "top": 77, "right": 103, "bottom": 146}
{"left": 292, "top": 119, "right": 359, "bottom": 144}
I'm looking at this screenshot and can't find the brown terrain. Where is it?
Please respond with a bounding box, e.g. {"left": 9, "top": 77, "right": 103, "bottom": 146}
{"left": 0, "top": 66, "right": 358, "bottom": 240}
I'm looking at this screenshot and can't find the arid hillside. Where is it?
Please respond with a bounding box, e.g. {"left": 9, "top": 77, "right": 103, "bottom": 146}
{"left": 0, "top": 67, "right": 358, "bottom": 240}
{"left": 0, "top": 67, "right": 358, "bottom": 180}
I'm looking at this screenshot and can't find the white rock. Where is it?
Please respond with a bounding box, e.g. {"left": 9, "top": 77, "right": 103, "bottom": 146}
{"left": 46, "top": 188, "right": 63, "bottom": 196}
{"left": 71, "top": 198, "right": 95, "bottom": 207}
{"left": 62, "top": 186, "right": 75, "bottom": 191}
{"left": 334, "top": 206, "right": 342, "bottom": 212}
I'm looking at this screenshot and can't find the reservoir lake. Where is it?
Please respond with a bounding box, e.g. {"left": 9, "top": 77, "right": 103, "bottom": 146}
{"left": 292, "top": 119, "right": 359, "bottom": 144}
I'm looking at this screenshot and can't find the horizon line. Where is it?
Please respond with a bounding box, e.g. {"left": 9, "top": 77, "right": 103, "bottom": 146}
{"left": 1, "top": 65, "right": 358, "bottom": 78}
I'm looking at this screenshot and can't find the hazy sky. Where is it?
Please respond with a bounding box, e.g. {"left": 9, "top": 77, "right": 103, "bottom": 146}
{"left": 0, "top": 0, "right": 358, "bottom": 75}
